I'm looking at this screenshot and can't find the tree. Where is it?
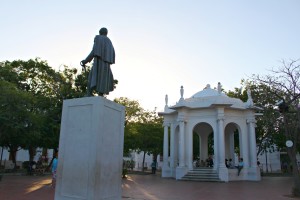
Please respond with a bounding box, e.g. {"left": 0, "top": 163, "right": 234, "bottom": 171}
{"left": 0, "top": 58, "right": 80, "bottom": 163}
{"left": 226, "top": 80, "right": 283, "bottom": 157}
{"left": 114, "top": 97, "right": 145, "bottom": 124}
{"left": 0, "top": 80, "right": 36, "bottom": 165}
{"left": 1, "top": 58, "right": 122, "bottom": 167}
{"left": 114, "top": 97, "right": 145, "bottom": 155}
{"left": 0, "top": 59, "right": 59, "bottom": 163}
{"left": 114, "top": 97, "right": 163, "bottom": 170}
{"left": 132, "top": 111, "right": 163, "bottom": 171}
{"left": 253, "top": 59, "right": 300, "bottom": 196}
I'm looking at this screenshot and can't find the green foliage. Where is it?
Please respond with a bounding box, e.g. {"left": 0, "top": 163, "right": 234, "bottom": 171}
{"left": 114, "top": 97, "right": 163, "bottom": 160}
{"left": 133, "top": 121, "right": 163, "bottom": 156}
{"left": 207, "top": 133, "right": 214, "bottom": 155}
{"left": 22, "top": 161, "right": 30, "bottom": 170}
{"left": 0, "top": 58, "right": 87, "bottom": 163}
{"left": 74, "top": 66, "right": 90, "bottom": 97}
{"left": 114, "top": 97, "right": 144, "bottom": 124}
{"left": 251, "top": 59, "right": 300, "bottom": 196}
{"left": 193, "top": 133, "right": 199, "bottom": 160}
{"left": 0, "top": 80, "right": 33, "bottom": 152}
{"left": 226, "top": 79, "right": 284, "bottom": 155}
{"left": 0, "top": 59, "right": 58, "bottom": 162}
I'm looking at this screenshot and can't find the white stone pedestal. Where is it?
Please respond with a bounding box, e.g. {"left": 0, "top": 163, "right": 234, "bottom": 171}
{"left": 54, "top": 97, "right": 125, "bottom": 200}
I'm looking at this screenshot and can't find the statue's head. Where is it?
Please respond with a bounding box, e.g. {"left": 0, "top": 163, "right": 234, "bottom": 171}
{"left": 99, "top": 27, "right": 108, "bottom": 35}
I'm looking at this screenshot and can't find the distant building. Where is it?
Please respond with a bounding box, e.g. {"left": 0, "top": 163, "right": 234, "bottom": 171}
{"left": 0, "top": 147, "right": 54, "bottom": 169}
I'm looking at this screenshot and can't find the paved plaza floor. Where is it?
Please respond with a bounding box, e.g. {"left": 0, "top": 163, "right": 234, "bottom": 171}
{"left": 0, "top": 173, "right": 297, "bottom": 200}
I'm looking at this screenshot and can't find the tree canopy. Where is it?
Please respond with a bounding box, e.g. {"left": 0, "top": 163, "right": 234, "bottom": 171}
{"left": 0, "top": 58, "right": 84, "bottom": 163}
{"left": 114, "top": 97, "right": 163, "bottom": 168}
{"left": 226, "top": 79, "right": 283, "bottom": 156}
{"left": 252, "top": 59, "right": 300, "bottom": 196}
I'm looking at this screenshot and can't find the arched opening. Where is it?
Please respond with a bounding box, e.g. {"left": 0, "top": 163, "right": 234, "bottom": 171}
{"left": 193, "top": 132, "right": 200, "bottom": 161}
{"left": 225, "top": 123, "right": 241, "bottom": 166}
{"left": 193, "top": 122, "right": 214, "bottom": 168}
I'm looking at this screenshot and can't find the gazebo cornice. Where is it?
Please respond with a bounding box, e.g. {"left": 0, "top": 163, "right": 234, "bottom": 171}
{"left": 210, "top": 103, "right": 233, "bottom": 107}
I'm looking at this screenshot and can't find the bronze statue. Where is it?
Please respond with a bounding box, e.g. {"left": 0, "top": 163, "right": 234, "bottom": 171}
{"left": 81, "top": 27, "right": 115, "bottom": 96}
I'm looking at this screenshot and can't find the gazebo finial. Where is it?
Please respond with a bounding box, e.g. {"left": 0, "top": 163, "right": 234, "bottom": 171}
{"left": 246, "top": 88, "right": 254, "bottom": 107}
{"left": 165, "top": 94, "right": 168, "bottom": 106}
{"left": 180, "top": 86, "right": 184, "bottom": 100}
{"left": 217, "top": 82, "right": 222, "bottom": 94}
{"left": 205, "top": 84, "right": 211, "bottom": 89}
{"left": 165, "top": 94, "right": 169, "bottom": 111}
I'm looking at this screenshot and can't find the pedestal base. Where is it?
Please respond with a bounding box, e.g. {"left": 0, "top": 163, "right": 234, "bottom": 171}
{"left": 55, "top": 97, "right": 125, "bottom": 200}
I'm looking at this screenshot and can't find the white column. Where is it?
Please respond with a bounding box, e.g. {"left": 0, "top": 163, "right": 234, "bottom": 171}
{"left": 215, "top": 108, "right": 229, "bottom": 182}
{"left": 213, "top": 126, "right": 218, "bottom": 169}
{"left": 170, "top": 123, "right": 175, "bottom": 169}
{"left": 178, "top": 120, "right": 185, "bottom": 167}
{"left": 163, "top": 122, "right": 169, "bottom": 167}
{"left": 187, "top": 125, "right": 193, "bottom": 169}
{"left": 247, "top": 119, "right": 257, "bottom": 168}
{"left": 241, "top": 124, "right": 249, "bottom": 168}
{"left": 218, "top": 117, "right": 226, "bottom": 168}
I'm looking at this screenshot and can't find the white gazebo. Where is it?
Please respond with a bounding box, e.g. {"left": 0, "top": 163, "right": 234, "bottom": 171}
{"left": 158, "top": 83, "right": 261, "bottom": 182}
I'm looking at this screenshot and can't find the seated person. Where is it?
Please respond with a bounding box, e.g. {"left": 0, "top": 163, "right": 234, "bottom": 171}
{"left": 206, "top": 156, "right": 213, "bottom": 167}
{"left": 200, "top": 160, "right": 205, "bottom": 167}
{"left": 228, "top": 158, "right": 235, "bottom": 169}
{"left": 237, "top": 158, "right": 244, "bottom": 176}
{"left": 225, "top": 159, "right": 229, "bottom": 168}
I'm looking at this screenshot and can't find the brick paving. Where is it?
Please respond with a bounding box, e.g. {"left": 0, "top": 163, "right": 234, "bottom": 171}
{"left": 0, "top": 174, "right": 54, "bottom": 200}
{"left": 0, "top": 174, "right": 296, "bottom": 200}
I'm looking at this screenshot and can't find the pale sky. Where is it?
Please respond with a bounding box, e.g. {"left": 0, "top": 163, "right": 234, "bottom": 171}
{"left": 1, "top": 1, "right": 299, "bottom": 111}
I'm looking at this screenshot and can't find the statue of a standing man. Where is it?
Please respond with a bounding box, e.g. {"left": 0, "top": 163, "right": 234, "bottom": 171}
{"left": 81, "top": 27, "right": 115, "bottom": 96}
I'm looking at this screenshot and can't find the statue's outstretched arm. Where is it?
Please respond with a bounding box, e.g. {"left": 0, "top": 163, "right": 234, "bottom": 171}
{"left": 82, "top": 50, "right": 94, "bottom": 65}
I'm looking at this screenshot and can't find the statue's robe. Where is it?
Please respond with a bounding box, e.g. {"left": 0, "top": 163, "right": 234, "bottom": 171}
{"left": 85, "top": 35, "right": 115, "bottom": 95}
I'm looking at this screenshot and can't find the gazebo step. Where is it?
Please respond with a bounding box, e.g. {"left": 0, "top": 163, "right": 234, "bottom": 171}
{"left": 181, "top": 177, "right": 222, "bottom": 182}
{"left": 183, "top": 173, "right": 219, "bottom": 177}
{"left": 181, "top": 168, "right": 222, "bottom": 182}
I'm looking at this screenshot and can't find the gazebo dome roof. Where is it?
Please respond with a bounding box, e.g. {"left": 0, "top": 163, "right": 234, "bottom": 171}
{"left": 171, "top": 84, "right": 247, "bottom": 110}
{"left": 191, "top": 84, "right": 226, "bottom": 98}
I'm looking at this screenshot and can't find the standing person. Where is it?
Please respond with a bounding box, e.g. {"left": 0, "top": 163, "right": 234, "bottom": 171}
{"left": 151, "top": 160, "right": 157, "bottom": 174}
{"left": 257, "top": 159, "right": 261, "bottom": 167}
{"left": 81, "top": 27, "right": 115, "bottom": 96}
{"left": 207, "top": 156, "right": 213, "bottom": 167}
{"left": 52, "top": 153, "right": 58, "bottom": 188}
